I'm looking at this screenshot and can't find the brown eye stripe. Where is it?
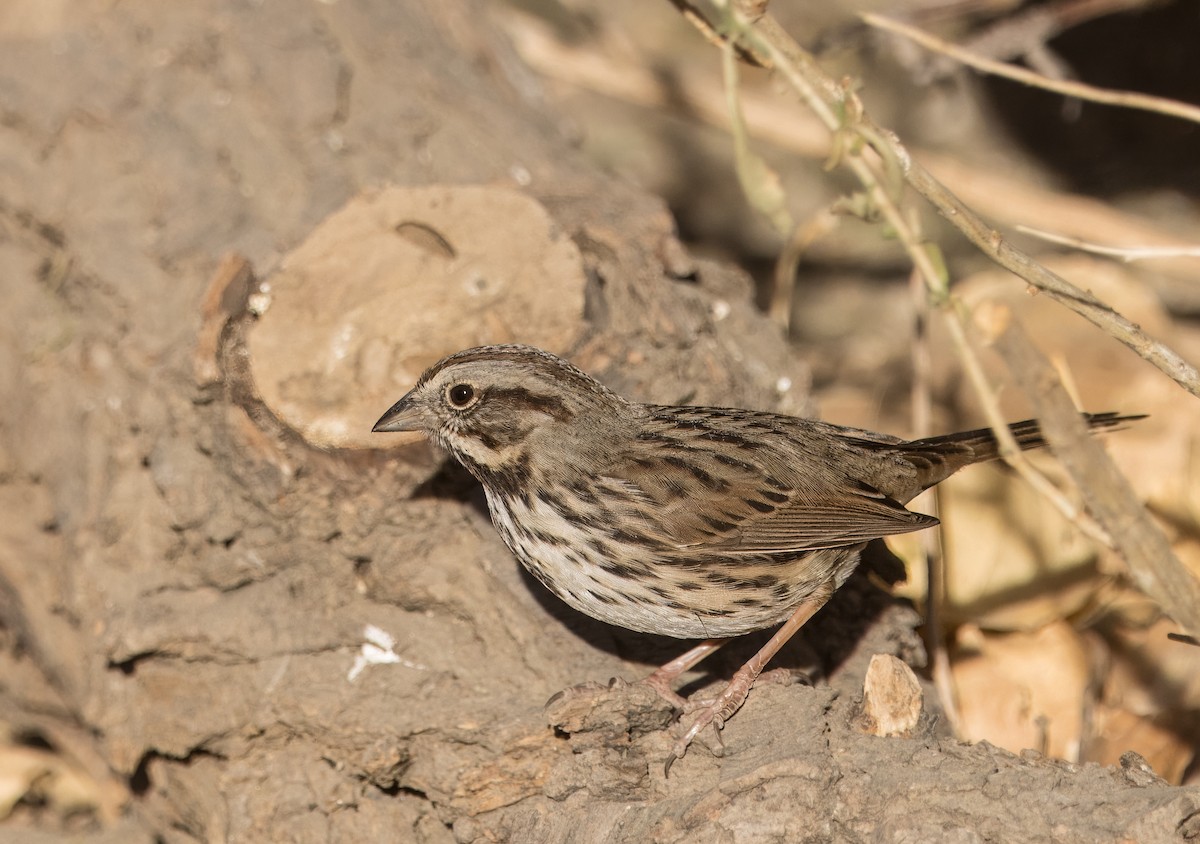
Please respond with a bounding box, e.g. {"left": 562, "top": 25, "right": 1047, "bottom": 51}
{"left": 487, "top": 387, "right": 574, "bottom": 422}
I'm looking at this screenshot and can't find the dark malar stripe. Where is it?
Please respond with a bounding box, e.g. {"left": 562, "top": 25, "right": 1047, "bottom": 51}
{"left": 475, "top": 452, "right": 533, "bottom": 504}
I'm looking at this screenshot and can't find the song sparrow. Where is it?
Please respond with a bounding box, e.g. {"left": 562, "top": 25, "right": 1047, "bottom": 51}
{"left": 373, "top": 344, "right": 1135, "bottom": 770}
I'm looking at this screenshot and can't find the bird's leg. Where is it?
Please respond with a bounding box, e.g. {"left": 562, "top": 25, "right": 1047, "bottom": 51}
{"left": 641, "top": 639, "right": 727, "bottom": 708}
{"left": 666, "top": 586, "right": 833, "bottom": 774}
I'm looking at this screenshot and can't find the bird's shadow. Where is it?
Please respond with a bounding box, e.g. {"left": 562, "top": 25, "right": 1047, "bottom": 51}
{"left": 411, "top": 459, "right": 910, "bottom": 694}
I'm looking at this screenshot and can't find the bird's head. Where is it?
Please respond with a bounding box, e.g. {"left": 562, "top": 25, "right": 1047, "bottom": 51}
{"left": 373, "top": 344, "right": 629, "bottom": 477}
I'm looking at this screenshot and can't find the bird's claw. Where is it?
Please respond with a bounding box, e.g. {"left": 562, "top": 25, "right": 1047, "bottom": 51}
{"left": 662, "top": 699, "right": 729, "bottom": 776}
{"left": 661, "top": 668, "right": 759, "bottom": 776}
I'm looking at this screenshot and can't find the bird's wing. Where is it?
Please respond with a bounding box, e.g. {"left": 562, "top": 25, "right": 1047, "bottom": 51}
{"left": 703, "top": 488, "right": 937, "bottom": 552}
{"left": 599, "top": 407, "right": 937, "bottom": 554}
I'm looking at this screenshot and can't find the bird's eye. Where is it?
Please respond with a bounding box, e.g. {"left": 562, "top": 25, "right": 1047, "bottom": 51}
{"left": 447, "top": 383, "right": 476, "bottom": 408}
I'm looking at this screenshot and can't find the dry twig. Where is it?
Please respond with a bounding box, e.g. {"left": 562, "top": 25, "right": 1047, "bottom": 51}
{"left": 863, "top": 12, "right": 1200, "bottom": 127}
{"left": 1015, "top": 225, "right": 1200, "bottom": 261}
{"left": 908, "top": 262, "right": 961, "bottom": 729}
{"left": 665, "top": 0, "right": 1200, "bottom": 400}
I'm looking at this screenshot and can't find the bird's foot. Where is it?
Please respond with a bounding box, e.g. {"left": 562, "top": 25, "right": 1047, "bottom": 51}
{"left": 663, "top": 665, "right": 758, "bottom": 776}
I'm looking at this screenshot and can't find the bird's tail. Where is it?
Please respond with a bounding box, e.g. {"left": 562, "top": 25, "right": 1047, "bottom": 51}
{"left": 905, "top": 411, "right": 1143, "bottom": 464}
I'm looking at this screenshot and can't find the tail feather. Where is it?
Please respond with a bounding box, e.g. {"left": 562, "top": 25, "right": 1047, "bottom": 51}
{"left": 907, "top": 412, "right": 1143, "bottom": 463}
{"left": 848, "top": 411, "right": 1142, "bottom": 504}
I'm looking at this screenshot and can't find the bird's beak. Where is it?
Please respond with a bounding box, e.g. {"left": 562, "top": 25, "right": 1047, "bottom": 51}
{"left": 372, "top": 393, "right": 424, "bottom": 433}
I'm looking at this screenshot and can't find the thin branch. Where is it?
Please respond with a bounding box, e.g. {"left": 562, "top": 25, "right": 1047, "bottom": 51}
{"left": 768, "top": 205, "right": 840, "bottom": 329}
{"left": 953, "top": 0, "right": 1155, "bottom": 63}
{"left": 910, "top": 262, "right": 960, "bottom": 732}
{"left": 1016, "top": 225, "right": 1200, "bottom": 261}
{"left": 863, "top": 12, "right": 1200, "bottom": 127}
{"left": 901, "top": 157, "right": 1200, "bottom": 399}
{"left": 721, "top": 40, "right": 794, "bottom": 237}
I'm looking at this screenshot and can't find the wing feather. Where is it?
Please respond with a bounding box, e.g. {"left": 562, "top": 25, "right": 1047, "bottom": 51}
{"left": 598, "top": 407, "right": 938, "bottom": 555}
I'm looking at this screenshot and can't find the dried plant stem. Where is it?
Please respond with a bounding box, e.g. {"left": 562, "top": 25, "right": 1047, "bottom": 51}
{"left": 686, "top": 0, "right": 1200, "bottom": 399}
{"left": 504, "top": 7, "right": 1200, "bottom": 282}
{"left": 769, "top": 205, "right": 840, "bottom": 328}
{"left": 721, "top": 41, "right": 794, "bottom": 237}
{"left": 909, "top": 266, "right": 960, "bottom": 729}
{"left": 1016, "top": 225, "right": 1200, "bottom": 261}
{"left": 863, "top": 13, "right": 1200, "bottom": 128}
{"left": 901, "top": 158, "right": 1200, "bottom": 399}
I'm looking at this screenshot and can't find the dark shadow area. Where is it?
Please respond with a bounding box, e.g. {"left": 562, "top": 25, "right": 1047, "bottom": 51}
{"left": 984, "top": 0, "right": 1200, "bottom": 197}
